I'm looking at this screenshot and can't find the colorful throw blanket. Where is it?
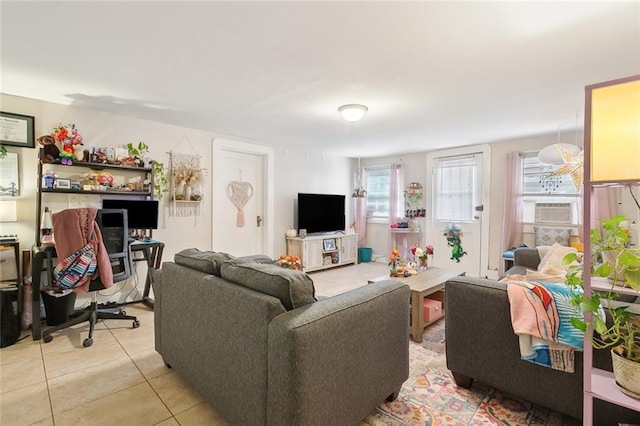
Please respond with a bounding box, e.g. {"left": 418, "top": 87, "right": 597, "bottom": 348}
{"left": 504, "top": 277, "right": 583, "bottom": 372}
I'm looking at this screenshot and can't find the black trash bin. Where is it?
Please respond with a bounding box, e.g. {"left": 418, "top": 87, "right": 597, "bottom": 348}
{"left": 40, "top": 290, "right": 77, "bottom": 326}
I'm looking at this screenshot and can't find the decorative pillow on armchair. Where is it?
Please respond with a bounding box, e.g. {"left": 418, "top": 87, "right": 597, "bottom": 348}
{"left": 537, "top": 242, "right": 579, "bottom": 273}
{"left": 534, "top": 227, "right": 572, "bottom": 247}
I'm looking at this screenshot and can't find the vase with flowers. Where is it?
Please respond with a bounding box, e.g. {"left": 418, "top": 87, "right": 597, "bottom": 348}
{"left": 411, "top": 244, "right": 434, "bottom": 269}
{"left": 52, "top": 123, "right": 83, "bottom": 165}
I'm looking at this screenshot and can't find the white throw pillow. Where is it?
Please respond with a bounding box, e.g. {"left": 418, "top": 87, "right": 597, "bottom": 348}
{"left": 538, "top": 242, "right": 579, "bottom": 273}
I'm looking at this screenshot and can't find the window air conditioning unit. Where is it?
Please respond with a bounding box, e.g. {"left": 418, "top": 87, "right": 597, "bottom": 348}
{"left": 535, "top": 203, "right": 572, "bottom": 224}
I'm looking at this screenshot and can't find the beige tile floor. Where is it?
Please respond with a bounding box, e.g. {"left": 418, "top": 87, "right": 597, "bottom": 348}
{"left": 0, "top": 261, "right": 389, "bottom": 426}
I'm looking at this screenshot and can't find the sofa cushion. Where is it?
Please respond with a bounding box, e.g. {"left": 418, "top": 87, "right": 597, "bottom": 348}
{"left": 224, "top": 255, "right": 274, "bottom": 266}
{"left": 534, "top": 227, "right": 572, "bottom": 246}
{"left": 174, "top": 248, "right": 234, "bottom": 276}
{"left": 220, "top": 262, "right": 316, "bottom": 310}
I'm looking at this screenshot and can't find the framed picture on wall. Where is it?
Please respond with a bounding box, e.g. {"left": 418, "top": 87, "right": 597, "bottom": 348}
{"left": 0, "top": 111, "right": 35, "bottom": 148}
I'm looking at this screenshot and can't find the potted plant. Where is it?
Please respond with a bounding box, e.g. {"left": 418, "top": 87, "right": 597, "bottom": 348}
{"left": 125, "top": 142, "right": 168, "bottom": 201}
{"left": 564, "top": 215, "right": 640, "bottom": 397}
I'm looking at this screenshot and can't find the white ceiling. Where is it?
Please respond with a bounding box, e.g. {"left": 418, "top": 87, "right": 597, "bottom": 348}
{"left": 1, "top": 1, "right": 639, "bottom": 158}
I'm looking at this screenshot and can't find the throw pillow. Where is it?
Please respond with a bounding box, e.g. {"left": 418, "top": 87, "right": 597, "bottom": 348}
{"left": 537, "top": 242, "right": 579, "bottom": 273}
{"left": 220, "top": 262, "right": 316, "bottom": 310}
{"left": 174, "top": 248, "right": 234, "bottom": 276}
{"left": 534, "top": 227, "right": 572, "bottom": 247}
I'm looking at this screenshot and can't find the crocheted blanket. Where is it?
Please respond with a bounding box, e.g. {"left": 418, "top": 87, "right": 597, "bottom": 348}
{"left": 504, "top": 277, "right": 583, "bottom": 372}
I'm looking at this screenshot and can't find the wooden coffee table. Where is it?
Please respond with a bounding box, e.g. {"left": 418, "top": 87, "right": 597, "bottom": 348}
{"left": 368, "top": 267, "right": 465, "bottom": 343}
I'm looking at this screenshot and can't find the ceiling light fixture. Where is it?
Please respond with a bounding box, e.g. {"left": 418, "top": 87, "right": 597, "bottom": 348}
{"left": 338, "top": 104, "right": 368, "bottom": 122}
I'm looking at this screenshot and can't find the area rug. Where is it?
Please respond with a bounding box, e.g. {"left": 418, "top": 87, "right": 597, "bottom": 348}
{"left": 364, "top": 319, "right": 579, "bottom": 426}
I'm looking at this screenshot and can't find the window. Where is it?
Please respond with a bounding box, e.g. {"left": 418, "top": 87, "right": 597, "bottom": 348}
{"left": 365, "top": 165, "right": 403, "bottom": 219}
{"left": 366, "top": 166, "right": 390, "bottom": 218}
{"left": 521, "top": 152, "right": 581, "bottom": 224}
{"left": 433, "top": 155, "right": 478, "bottom": 222}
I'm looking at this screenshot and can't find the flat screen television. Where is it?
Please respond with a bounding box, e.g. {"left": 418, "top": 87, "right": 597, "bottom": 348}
{"left": 102, "top": 199, "right": 159, "bottom": 231}
{"left": 297, "top": 193, "right": 345, "bottom": 234}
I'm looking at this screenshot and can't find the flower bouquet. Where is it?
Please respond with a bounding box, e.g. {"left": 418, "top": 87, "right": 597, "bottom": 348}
{"left": 52, "top": 123, "right": 83, "bottom": 165}
{"left": 411, "top": 244, "right": 434, "bottom": 269}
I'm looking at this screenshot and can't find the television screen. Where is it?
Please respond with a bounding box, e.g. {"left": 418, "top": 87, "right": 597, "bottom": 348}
{"left": 102, "top": 199, "right": 159, "bottom": 230}
{"left": 297, "top": 193, "right": 345, "bottom": 234}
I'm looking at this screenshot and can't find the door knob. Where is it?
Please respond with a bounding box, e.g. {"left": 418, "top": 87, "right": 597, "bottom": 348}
{"left": 257, "top": 216, "right": 263, "bottom": 227}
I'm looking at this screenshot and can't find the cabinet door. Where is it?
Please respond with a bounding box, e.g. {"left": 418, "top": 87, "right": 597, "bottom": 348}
{"left": 304, "top": 240, "right": 324, "bottom": 270}
{"left": 340, "top": 235, "right": 358, "bottom": 264}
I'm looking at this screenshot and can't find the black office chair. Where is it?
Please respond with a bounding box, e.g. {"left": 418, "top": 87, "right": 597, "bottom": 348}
{"left": 42, "top": 209, "right": 140, "bottom": 347}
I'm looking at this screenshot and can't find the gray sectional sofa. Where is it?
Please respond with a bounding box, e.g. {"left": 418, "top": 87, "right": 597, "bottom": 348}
{"left": 445, "top": 248, "right": 639, "bottom": 425}
{"left": 153, "top": 249, "right": 410, "bottom": 426}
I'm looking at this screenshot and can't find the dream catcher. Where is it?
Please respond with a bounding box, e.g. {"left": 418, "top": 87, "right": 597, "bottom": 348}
{"left": 227, "top": 179, "right": 253, "bottom": 227}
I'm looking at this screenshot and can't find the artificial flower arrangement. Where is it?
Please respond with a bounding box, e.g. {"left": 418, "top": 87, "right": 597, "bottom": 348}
{"left": 274, "top": 255, "right": 302, "bottom": 270}
{"left": 172, "top": 157, "right": 207, "bottom": 201}
{"left": 389, "top": 249, "right": 417, "bottom": 277}
{"left": 411, "top": 244, "right": 435, "bottom": 269}
{"left": 411, "top": 244, "right": 434, "bottom": 260}
{"left": 52, "top": 123, "right": 83, "bottom": 165}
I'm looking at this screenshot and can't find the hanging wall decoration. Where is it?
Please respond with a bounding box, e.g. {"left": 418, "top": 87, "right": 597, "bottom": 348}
{"left": 169, "top": 136, "right": 207, "bottom": 218}
{"left": 444, "top": 223, "right": 467, "bottom": 262}
{"left": 227, "top": 178, "right": 253, "bottom": 227}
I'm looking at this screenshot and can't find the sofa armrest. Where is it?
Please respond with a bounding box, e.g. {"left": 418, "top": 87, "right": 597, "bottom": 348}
{"left": 513, "top": 247, "right": 541, "bottom": 270}
{"left": 267, "top": 280, "right": 410, "bottom": 426}
{"left": 151, "top": 268, "right": 162, "bottom": 353}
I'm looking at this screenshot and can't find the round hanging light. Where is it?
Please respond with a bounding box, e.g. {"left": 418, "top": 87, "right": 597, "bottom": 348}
{"left": 338, "top": 104, "right": 368, "bottom": 122}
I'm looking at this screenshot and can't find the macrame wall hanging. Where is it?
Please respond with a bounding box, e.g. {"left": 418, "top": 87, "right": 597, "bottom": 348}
{"left": 227, "top": 170, "right": 253, "bottom": 227}
{"left": 169, "top": 136, "right": 206, "bottom": 218}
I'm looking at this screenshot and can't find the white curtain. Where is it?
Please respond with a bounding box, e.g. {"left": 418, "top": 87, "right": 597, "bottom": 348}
{"left": 592, "top": 187, "right": 619, "bottom": 231}
{"left": 500, "top": 151, "right": 524, "bottom": 274}
{"left": 354, "top": 166, "right": 368, "bottom": 246}
{"left": 388, "top": 163, "right": 405, "bottom": 226}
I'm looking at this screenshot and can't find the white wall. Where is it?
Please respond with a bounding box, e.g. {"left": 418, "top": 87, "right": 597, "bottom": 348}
{"left": 1, "top": 94, "right": 352, "bottom": 303}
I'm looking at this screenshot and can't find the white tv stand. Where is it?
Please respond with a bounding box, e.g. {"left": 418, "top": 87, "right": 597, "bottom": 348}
{"left": 286, "top": 233, "right": 358, "bottom": 272}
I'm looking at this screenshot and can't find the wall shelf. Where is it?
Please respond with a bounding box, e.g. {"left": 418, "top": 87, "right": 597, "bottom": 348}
{"left": 36, "top": 148, "right": 154, "bottom": 243}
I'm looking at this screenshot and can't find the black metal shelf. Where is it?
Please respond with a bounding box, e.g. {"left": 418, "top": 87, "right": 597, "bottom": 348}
{"left": 40, "top": 189, "right": 151, "bottom": 196}
{"left": 43, "top": 159, "right": 152, "bottom": 173}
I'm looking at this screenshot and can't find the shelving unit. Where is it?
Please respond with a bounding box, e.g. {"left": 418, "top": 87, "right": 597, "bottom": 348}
{"left": 286, "top": 233, "right": 357, "bottom": 272}
{"left": 35, "top": 150, "right": 154, "bottom": 243}
{"left": 582, "top": 74, "right": 640, "bottom": 424}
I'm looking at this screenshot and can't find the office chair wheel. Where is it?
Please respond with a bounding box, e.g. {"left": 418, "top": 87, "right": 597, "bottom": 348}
{"left": 133, "top": 320, "right": 140, "bottom": 328}
{"left": 120, "top": 309, "right": 126, "bottom": 315}
{"left": 43, "top": 334, "right": 53, "bottom": 343}
{"left": 83, "top": 337, "right": 93, "bottom": 347}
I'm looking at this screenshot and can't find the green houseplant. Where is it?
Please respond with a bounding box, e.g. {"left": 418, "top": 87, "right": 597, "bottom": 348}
{"left": 564, "top": 215, "right": 640, "bottom": 396}
{"left": 125, "top": 142, "right": 168, "bottom": 201}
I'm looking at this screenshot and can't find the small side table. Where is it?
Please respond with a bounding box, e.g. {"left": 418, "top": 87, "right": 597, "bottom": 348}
{"left": 502, "top": 250, "right": 515, "bottom": 272}
{"left": 390, "top": 228, "right": 422, "bottom": 260}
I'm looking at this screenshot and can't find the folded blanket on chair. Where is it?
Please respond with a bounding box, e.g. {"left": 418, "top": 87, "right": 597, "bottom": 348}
{"left": 503, "top": 277, "right": 583, "bottom": 372}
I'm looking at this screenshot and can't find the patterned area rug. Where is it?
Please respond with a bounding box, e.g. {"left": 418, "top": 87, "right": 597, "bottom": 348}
{"left": 364, "top": 319, "right": 580, "bottom": 426}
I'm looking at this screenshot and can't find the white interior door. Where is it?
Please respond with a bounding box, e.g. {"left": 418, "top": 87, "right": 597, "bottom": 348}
{"left": 213, "top": 140, "right": 272, "bottom": 256}
{"left": 426, "top": 146, "right": 491, "bottom": 277}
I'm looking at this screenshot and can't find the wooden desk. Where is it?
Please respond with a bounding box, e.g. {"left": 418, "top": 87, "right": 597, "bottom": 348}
{"left": 128, "top": 240, "right": 164, "bottom": 309}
